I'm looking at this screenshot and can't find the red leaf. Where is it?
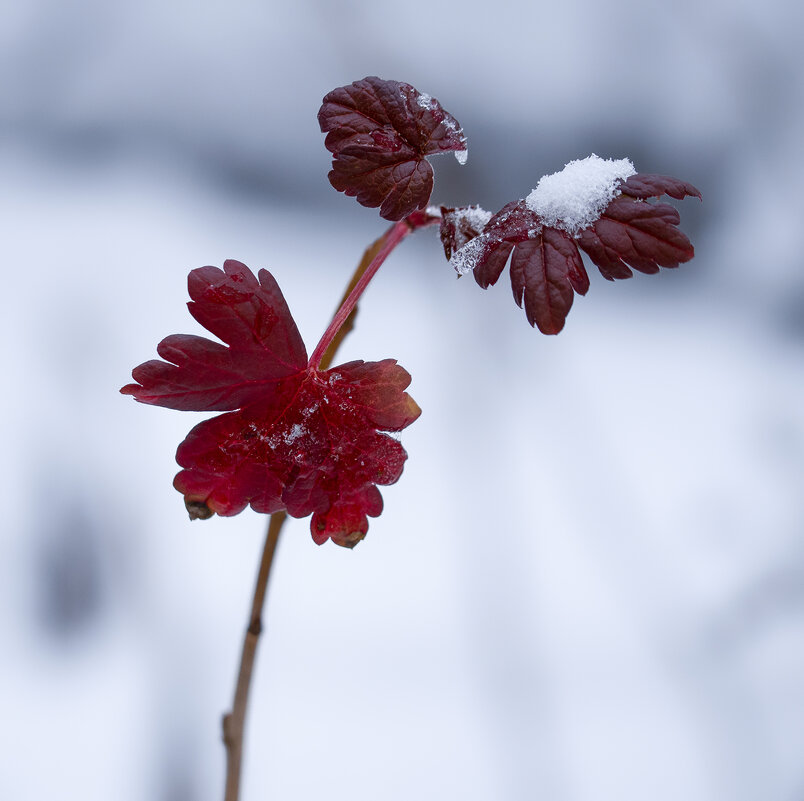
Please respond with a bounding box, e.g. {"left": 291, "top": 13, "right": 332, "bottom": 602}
{"left": 620, "top": 173, "right": 701, "bottom": 201}
{"left": 319, "top": 76, "right": 467, "bottom": 221}
{"left": 123, "top": 262, "right": 420, "bottom": 548}
{"left": 447, "top": 171, "right": 699, "bottom": 332}
{"left": 121, "top": 260, "right": 307, "bottom": 410}
{"left": 510, "top": 229, "right": 589, "bottom": 335}
{"left": 576, "top": 197, "right": 695, "bottom": 280}
{"left": 448, "top": 200, "right": 588, "bottom": 333}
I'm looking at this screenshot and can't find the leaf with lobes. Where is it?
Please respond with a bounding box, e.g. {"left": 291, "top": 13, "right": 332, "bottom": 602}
{"left": 444, "top": 173, "right": 700, "bottom": 334}
{"left": 318, "top": 76, "right": 467, "bottom": 221}
{"left": 576, "top": 173, "right": 701, "bottom": 280}
{"left": 122, "top": 260, "right": 420, "bottom": 548}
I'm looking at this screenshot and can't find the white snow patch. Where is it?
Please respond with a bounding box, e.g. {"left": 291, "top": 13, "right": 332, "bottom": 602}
{"left": 416, "top": 92, "right": 438, "bottom": 111}
{"left": 526, "top": 154, "right": 635, "bottom": 235}
{"left": 454, "top": 148, "right": 468, "bottom": 165}
{"left": 283, "top": 423, "right": 305, "bottom": 444}
{"left": 452, "top": 205, "right": 491, "bottom": 231}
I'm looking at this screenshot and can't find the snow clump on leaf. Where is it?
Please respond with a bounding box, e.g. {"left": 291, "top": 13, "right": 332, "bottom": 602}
{"left": 525, "top": 154, "right": 636, "bottom": 236}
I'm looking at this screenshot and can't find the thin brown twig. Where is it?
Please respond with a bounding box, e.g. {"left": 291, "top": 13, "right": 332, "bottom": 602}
{"left": 222, "top": 510, "right": 286, "bottom": 801}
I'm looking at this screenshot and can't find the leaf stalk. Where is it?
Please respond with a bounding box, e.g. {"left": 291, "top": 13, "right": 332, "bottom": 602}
{"left": 308, "top": 210, "right": 440, "bottom": 369}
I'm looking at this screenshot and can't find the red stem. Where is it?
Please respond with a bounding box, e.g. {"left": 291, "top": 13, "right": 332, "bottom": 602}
{"left": 308, "top": 211, "right": 439, "bottom": 369}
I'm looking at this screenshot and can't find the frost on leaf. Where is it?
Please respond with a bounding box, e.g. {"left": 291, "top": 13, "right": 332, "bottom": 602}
{"left": 318, "top": 76, "right": 467, "bottom": 221}
{"left": 439, "top": 205, "right": 492, "bottom": 261}
{"left": 447, "top": 161, "right": 700, "bottom": 335}
{"left": 122, "top": 260, "right": 420, "bottom": 548}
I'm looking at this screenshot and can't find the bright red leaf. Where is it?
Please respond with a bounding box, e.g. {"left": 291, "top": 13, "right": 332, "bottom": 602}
{"left": 318, "top": 76, "right": 467, "bottom": 222}
{"left": 444, "top": 172, "right": 700, "bottom": 334}
{"left": 122, "top": 260, "right": 420, "bottom": 548}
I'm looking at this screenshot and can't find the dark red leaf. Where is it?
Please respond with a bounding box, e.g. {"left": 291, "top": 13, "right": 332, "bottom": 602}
{"left": 447, "top": 200, "right": 587, "bottom": 333}
{"left": 319, "top": 76, "right": 467, "bottom": 221}
{"left": 123, "top": 262, "right": 420, "bottom": 548}
{"left": 620, "top": 173, "right": 701, "bottom": 201}
{"left": 576, "top": 197, "right": 695, "bottom": 281}
{"left": 447, "top": 171, "right": 699, "bottom": 332}
{"left": 510, "top": 229, "right": 589, "bottom": 335}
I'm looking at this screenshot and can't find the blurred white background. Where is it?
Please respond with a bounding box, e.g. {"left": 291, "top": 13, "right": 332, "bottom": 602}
{"left": 2, "top": 1, "right": 803, "bottom": 799}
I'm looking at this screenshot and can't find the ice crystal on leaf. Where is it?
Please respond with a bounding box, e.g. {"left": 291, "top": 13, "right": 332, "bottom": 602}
{"left": 439, "top": 205, "right": 493, "bottom": 261}
{"left": 318, "top": 76, "right": 467, "bottom": 221}
{"left": 121, "top": 260, "right": 420, "bottom": 548}
{"left": 444, "top": 166, "right": 701, "bottom": 335}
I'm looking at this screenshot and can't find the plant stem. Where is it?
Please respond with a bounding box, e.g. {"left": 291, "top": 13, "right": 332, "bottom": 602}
{"left": 308, "top": 210, "right": 440, "bottom": 369}
{"left": 222, "top": 510, "right": 286, "bottom": 801}
{"left": 220, "top": 208, "right": 438, "bottom": 801}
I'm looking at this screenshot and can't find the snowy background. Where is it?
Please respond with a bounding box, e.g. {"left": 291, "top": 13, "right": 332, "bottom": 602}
{"left": 2, "top": 1, "right": 804, "bottom": 799}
